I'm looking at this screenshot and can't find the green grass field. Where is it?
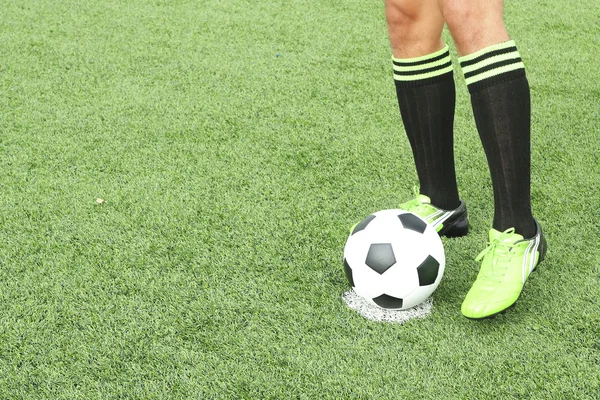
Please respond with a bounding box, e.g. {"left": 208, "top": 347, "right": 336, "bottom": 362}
{"left": 1, "top": 0, "right": 599, "bottom": 398}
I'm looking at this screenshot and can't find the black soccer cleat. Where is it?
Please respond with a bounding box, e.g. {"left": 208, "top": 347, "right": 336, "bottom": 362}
{"left": 399, "top": 194, "right": 469, "bottom": 238}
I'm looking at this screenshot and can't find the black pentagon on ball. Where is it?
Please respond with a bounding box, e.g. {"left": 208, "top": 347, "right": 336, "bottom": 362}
{"left": 343, "top": 258, "right": 355, "bottom": 287}
{"left": 372, "top": 294, "right": 403, "bottom": 309}
{"left": 351, "top": 214, "right": 376, "bottom": 235}
{"left": 365, "top": 243, "right": 396, "bottom": 275}
{"left": 398, "top": 213, "right": 427, "bottom": 234}
{"left": 417, "top": 255, "right": 440, "bottom": 286}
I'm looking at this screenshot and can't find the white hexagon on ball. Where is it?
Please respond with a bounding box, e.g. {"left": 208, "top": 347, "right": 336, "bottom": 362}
{"left": 343, "top": 209, "right": 445, "bottom": 310}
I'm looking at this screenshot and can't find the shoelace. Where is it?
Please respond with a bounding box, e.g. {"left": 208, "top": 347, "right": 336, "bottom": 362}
{"left": 401, "top": 186, "right": 428, "bottom": 213}
{"left": 475, "top": 227, "right": 517, "bottom": 282}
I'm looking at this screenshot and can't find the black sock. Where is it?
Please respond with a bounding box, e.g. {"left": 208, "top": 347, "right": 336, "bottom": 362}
{"left": 393, "top": 45, "right": 460, "bottom": 210}
{"left": 460, "top": 40, "right": 536, "bottom": 238}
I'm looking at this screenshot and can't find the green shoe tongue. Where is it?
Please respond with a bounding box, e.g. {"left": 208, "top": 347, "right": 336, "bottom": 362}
{"left": 416, "top": 194, "right": 431, "bottom": 204}
{"left": 489, "top": 228, "right": 524, "bottom": 243}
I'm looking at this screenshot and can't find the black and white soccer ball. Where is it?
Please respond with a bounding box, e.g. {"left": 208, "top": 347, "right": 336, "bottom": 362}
{"left": 343, "top": 209, "right": 445, "bottom": 310}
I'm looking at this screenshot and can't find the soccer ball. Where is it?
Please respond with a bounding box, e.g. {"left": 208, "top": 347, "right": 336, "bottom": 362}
{"left": 343, "top": 209, "right": 445, "bottom": 310}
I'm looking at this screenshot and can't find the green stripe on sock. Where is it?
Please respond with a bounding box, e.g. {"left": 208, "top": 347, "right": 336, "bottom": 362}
{"left": 464, "top": 62, "right": 525, "bottom": 86}
{"left": 461, "top": 52, "right": 522, "bottom": 75}
{"left": 459, "top": 40, "right": 525, "bottom": 87}
{"left": 393, "top": 45, "right": 453, "bottom": 82}
{"left": 458, "top": 40, "right": 517, "bottom": 64}
{"left": 393, "top": 56, "right": 451, "bottom": 73}
{"left": 392, "top": 45, "right": 449, "bottom": 65}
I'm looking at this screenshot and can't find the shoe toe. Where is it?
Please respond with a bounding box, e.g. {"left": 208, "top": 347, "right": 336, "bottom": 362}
{"left": 461, "top": 300, "right": 504, "bottom": 319}
{"left": 461, "top": 289, "right": 520, "bottom": 319}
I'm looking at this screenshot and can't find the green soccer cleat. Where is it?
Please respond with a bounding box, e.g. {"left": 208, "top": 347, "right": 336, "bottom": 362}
{"left": 399, "top": 194, "right": 469, "bottom": 238}
{"left": 461, "top": 220, "right": 547, "bottom": 319}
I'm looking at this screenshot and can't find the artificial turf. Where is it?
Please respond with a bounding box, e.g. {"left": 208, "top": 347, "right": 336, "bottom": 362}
{"left": 0, "top": 0, "right": 598, "bottom": 398}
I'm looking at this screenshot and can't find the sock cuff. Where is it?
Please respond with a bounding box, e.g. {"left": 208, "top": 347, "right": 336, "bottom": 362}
{"left": 393, "top": 45, "right": 453, "bottom": 88}
{"left": 459, "top": 40, "right": 526, "bottom": 92}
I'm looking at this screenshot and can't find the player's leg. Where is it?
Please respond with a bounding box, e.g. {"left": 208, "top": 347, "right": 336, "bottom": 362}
{"left": 441, "top": 0, "right": 547, "bottom": 318}
{"left": 443, "top": 0, "right": 534, "bottom": 237}
{"left": 386, "top": 0, "right": 445, "bottom": 58}
{"left": 387, "top": 0, "right": 466, "bottom": 230}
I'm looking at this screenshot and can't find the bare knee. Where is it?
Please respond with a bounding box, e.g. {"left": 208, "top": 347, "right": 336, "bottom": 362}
{"left": 385, "top": 0, "right": 444, "bottom": 58}
{"left": 385, "top": 0, "right": 421, "bottom": 25}
{"left": 442, "top": 0, "right": 509, "bottom": 55}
